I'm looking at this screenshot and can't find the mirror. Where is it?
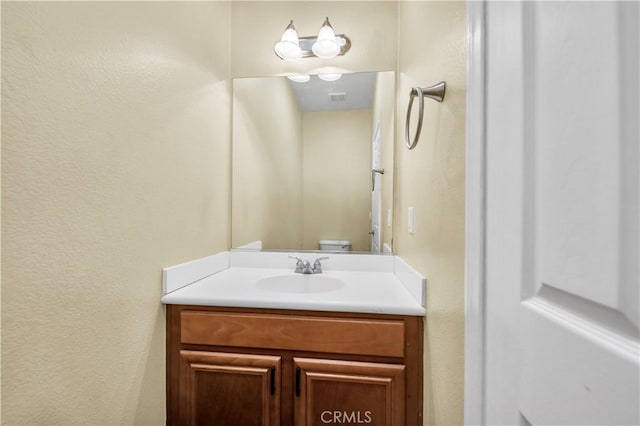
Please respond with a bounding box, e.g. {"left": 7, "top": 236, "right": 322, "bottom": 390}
{"left": 231, "top": 71, "right": 395, "bottom": 253}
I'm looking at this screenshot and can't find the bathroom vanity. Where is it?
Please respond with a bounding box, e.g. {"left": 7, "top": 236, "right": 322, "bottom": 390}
{"left": 162, "top": 251, "right": 426, "bottom": 425}
{"left": 167, "top": 305, "right": 423, "bottom": 425}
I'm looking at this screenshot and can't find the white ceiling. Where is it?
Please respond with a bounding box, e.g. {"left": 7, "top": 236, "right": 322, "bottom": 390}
{"left": 287, "top": 72, "right": 377, "bottom": 112}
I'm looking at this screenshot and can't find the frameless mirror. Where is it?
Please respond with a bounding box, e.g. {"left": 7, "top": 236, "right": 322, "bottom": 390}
{"left": 231, "top": 71, "right": 395, "bottom": 253}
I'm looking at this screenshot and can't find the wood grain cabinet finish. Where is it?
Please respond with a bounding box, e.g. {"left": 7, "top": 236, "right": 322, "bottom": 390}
{"left": 294, "top": 358, "right": 406, "bottom": 426}
{"left": 167, "top": 305, "right": 423, "bottom": 426}
{"left": 179, "top": 351, "right": 280, "bottom": 426}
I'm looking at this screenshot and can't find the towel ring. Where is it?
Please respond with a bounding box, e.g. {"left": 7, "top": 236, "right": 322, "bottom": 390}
{"left": 405, "top": 81, "right": 446, "bottom": 150}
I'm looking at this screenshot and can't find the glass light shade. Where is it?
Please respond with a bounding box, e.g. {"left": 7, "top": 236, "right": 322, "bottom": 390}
{"left": 318, "top": 73, "right": 342, "bottom": 82}
{"left": 287, "top": 74, "right": 311, "bottom": 83}
{"left": 274, "top": 21, "right": 302, "bottom": 61}
{"left": 311, "top": 17, "right": 340, "bottom": 58}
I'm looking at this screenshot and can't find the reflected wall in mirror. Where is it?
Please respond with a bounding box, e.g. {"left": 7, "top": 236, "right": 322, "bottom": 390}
{"left": 232, "top": 71, "right": 395, "bottom": 253}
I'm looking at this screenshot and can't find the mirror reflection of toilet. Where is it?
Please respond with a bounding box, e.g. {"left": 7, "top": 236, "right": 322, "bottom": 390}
{"left": 318, "top": 240, "right": 351, "bottom": 252}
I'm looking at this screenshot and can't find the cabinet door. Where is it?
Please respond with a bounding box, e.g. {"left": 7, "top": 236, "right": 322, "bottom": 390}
{"left": 293, "top": 358, "right": 405, "bottom": 426}
{"left": 179, "top": 350, "right": 281, "bottom": 426}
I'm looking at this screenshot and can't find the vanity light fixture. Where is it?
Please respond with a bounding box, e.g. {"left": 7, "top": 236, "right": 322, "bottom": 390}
{"left": 274, "top": 17, "right": 351, "bottom": 60}
{"left": 318, "top": 73, "right": 342, "bottom": 82}
{"left": 287, "top": 74, "right": 311, "bottom": 83}
{"left": 274, "top": 20, "right": 303, "bottom": 61}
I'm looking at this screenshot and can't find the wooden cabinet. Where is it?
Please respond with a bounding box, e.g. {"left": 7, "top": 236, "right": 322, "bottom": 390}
{"left": 167, "top": 305, "right": 423, "bottom": 426}
{"left": 178, "top": 351, "right": 280, "bottom": 426}
{"left": 294, "top": 358, "right": 405, "bottom": 426}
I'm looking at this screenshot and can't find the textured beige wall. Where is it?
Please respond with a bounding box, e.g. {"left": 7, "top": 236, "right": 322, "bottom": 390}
{"left": 232, "top": 77, "right": 303, "bottom": 249}
{"left": 231, "top": 1, "right": 397, "bottom": 78}
{"left": 372, "top": 71, "right": 396, "bottom": 251}
{"left": 302, "top": 110, "right": 371, "bottom": 251}
{"left": 395, "top": 2, "right": 467, "bottom": 425}
{"left": 1, "top": 1, "right": 467, "bottom": 424}
{"left": 1, "top": 2, "right": 231, "bottom": 424}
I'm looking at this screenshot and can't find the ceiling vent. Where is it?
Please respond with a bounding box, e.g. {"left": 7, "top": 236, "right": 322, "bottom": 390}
{"left": 329, "top": 92, "right": 347, "bottom": 102}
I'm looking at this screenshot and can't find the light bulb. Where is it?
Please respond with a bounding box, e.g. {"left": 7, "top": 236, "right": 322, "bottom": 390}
{"left": 287, "top": 74, "right": 311, "bottom": 83}
{"left": 274, "top": 20, "right": 302, "bottom": 61}
{"left": 318, "top": 73, "right": 342, "bottom": 82}
{"left": 312, "top": 17, "right": 340, "bottom": 59}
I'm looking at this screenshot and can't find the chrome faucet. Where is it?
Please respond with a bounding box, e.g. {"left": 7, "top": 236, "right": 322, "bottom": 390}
{"left": 312, "top": 257, "right": 329, "bottom": 274}
{"left": 289, "top": 256, "right": 313, "bottom": 274}
{"left": 289, "top": 256, "right": 329, "bottom": 274}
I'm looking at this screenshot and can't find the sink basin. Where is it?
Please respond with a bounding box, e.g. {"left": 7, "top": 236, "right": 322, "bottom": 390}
{"left": 256, "top": 274, "right": 345, "bottom": 294}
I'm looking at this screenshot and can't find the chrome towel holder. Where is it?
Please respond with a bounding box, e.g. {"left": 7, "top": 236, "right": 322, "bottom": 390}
{"left": 405, "top": 81, "right": 446, "bottom": 150}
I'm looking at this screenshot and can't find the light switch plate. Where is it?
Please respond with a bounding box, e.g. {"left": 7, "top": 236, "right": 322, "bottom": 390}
{"left": 387, "top": 209, "right": 392, "bottom": 227}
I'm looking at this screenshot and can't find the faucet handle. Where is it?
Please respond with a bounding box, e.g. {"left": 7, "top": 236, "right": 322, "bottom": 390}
{"left": 312, "top": 257, "right": 330, "bottom": 273}
{"left": 288, "top": 255, "right": 304, "bottom": 273}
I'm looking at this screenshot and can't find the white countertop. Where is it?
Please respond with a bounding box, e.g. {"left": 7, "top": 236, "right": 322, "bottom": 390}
{"left": 161, "top": 251, "right": 426, "bottom": 316}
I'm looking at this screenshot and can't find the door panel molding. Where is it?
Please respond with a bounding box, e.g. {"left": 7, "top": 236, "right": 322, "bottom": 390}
{"left": 520, "top": 302, "right": 639, "bottom": 425}
{"left": 533, "top": 284, "right": 639, "bottom": 345}
{"left": 523, "top": 293, "right": 638, "bottom": 361}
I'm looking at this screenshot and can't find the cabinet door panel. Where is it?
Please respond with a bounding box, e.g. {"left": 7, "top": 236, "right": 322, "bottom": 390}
{"left": 179, "top": 351, "right": 280, "bottom": 426}
{"left": 294, "top": 358, "right": 405, "bottom": 426}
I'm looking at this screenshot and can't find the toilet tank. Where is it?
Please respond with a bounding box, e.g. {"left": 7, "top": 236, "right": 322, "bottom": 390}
{"left": 318, "top": 240, "right": 352, "bottom": 251}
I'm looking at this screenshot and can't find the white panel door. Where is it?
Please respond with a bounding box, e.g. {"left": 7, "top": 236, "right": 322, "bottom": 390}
{"left": 484, "top": 2, "right": 639, "bottom": 425}
{"left": 371, "top": 120, "right": 382, "bottom": 253}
